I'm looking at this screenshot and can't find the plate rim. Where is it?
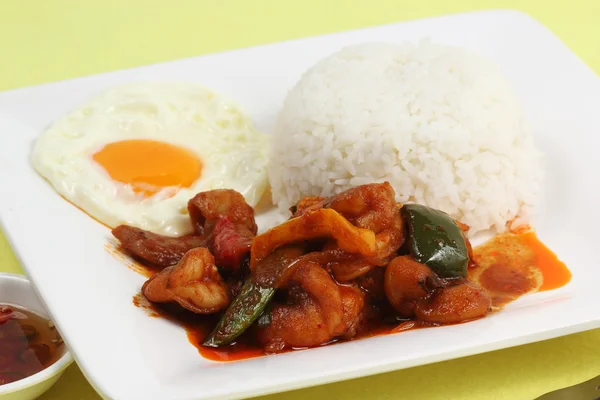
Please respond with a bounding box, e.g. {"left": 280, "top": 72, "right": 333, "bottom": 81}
{"left": 1, "top": 8, "right": 599, "bottom": 400}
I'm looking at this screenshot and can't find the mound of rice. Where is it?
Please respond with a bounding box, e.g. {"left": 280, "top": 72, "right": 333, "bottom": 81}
{"left": 268, "top": 41, "right": 543, "bottom": 234}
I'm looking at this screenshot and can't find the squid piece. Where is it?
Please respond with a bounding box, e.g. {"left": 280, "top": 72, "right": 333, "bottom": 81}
{"left": 250, "top": 208, "right": 377, "bottom": 268}
{"left": 414, "top": 281, "right": 492, "bottom": 324}
{"left": 142, "top": 247, "right": 230, "bottom": 314}
{"left": 325, "top": 182, "right": 396, "bottom": 232}
{"left": 373, "top": 212, "right": 404, "bottom": 259}
{"left": 257, "top": 261, "right": 364, "bottom": 352}
{"left": 188, "top": 189, "right": 257, "bottom": 236}
{"left": 280, "top": 184, "right": 404, "bottom": 273}
{"left": 384, "top": 255, "right": 443, "bottom": 317}
{"left": 290, "top": 196, "right": 328, "bottom": 217}
{"left": 326, "top": 182, "right": 405, "bottom": 259}
{"left": 112, "top": 225, "right": 207, "bottom": 268}
{"left": 141, "top": 266, "right": 174, "bottom": 303}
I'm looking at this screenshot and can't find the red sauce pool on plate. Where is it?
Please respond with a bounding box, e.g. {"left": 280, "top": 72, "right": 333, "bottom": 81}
{"left": 470, "top": 231, "right": 571, "bottom": 307}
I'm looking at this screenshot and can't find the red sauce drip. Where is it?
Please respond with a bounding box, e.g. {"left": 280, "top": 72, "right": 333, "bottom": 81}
{"left": 105, "top": 243, "right": 156, "bottom": 278}
{"left": 471, "top": 231, "right": 571, "bottom": 307}
{"left": 189, "top": 330, "right": 265, "bottom": 362}
{"left": 521, "top": 232, "right": 571, "bottom": 291}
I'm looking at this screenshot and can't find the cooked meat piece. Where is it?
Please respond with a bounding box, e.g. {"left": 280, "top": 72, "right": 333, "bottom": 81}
{"left": 271, "top": 248, "right": 389, "bottom": 288}
{"left": 141, "top": 266, "right": 174, "bottom": 303}
{"left": 415, "top": 281, "right": 491, "bottom": 324}
{"left": 253, "top": 247, "right": 376, "bottom": 289}
{"left": 326, "top": 182, "right": 396, "bottom": 232}
{"left": 188, "top": 189, "right": 257, "bottom": 236}
{"left": 356, "top": 267, "right": 387, "bottom": 302}
{"left": 374, "top": 211, "right": 404, "bottom": 259}
{"left": 142, "top": 248, "right": 230, "bottom": 314}
{"left": 210, "top": 217, "right": 254, "bottom": 271}
{"left": 384, "top": 256, "right": 443, "bottom": 317}
{"left": 252, "top": 184, "right": 403, "bottom": 278}
{"left": 329, "top": 259, "right": 378, "bottom": 282}
{"left": 326, "top": 182, "right": 405, "bottom": 258}
{"left": 290, "top": 196, "right": 328, "bottom": 217}
{"left": 257, "top": 262, "right": 364, "bottom": 352}
{"left": 112, "top": 225, "right": 207, "bottom": 268}
{"left": 252, "top": 245, "right": 306, "bottom": 288}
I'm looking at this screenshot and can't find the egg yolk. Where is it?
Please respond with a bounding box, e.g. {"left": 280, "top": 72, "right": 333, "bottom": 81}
{"left": 93, "top": 140, "right": 202, "bottom": 196}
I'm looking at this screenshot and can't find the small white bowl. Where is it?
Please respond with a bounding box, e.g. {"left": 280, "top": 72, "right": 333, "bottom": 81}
{"left": 0, "top": 273, "right": 74, "bottom": 400}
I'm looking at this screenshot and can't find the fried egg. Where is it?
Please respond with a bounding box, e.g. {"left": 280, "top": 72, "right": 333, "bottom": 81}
{"left": 31, "top": 82, "right": 269, "bottom": 236}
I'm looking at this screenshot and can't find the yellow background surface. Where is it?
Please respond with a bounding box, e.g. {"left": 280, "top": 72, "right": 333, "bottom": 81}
{"left": 1, "top": 1, "right": 599, "bottom": 399}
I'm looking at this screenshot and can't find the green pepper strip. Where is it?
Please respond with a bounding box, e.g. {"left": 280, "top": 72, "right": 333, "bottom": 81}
{"left": 203, "top": 277, "right": 275, "bottom": 347}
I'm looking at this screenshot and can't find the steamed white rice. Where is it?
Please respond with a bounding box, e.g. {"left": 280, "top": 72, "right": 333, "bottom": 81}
{"left": 268, "top": 41, "right": 543, "bottom": 235}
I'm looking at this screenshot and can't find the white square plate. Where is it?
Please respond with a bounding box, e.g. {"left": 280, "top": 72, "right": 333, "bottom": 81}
{"left": 1, "top": 9, "right": 600, "bottom": 400}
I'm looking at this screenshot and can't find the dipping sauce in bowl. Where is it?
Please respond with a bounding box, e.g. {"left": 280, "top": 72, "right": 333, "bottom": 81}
{"left": 0, "top": 304, "right": 64, "bottom": 386}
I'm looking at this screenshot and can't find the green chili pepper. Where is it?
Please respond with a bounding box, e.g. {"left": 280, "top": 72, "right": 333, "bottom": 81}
{"left": 203, "top": 277, "right": 275, "bottom": 347}
{"left": 203, "top": 246, "right": 303, "bottom": 347}
{"left": 401, "top": 204, "right": 469, "bottom": 278}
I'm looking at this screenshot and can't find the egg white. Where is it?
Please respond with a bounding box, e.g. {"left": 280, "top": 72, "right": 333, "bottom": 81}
{"left": 31, "top": 82, "right": 269, "bottom": 236}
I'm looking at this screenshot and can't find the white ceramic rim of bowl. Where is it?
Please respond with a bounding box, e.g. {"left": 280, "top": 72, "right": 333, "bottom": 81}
{"left": 0, "top": 272, "right": 74, "bottom": 395}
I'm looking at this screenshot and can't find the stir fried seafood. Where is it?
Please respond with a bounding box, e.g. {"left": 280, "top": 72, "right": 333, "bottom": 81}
{"left": 113, "top": 183, "right": 492, "bottom": 353}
